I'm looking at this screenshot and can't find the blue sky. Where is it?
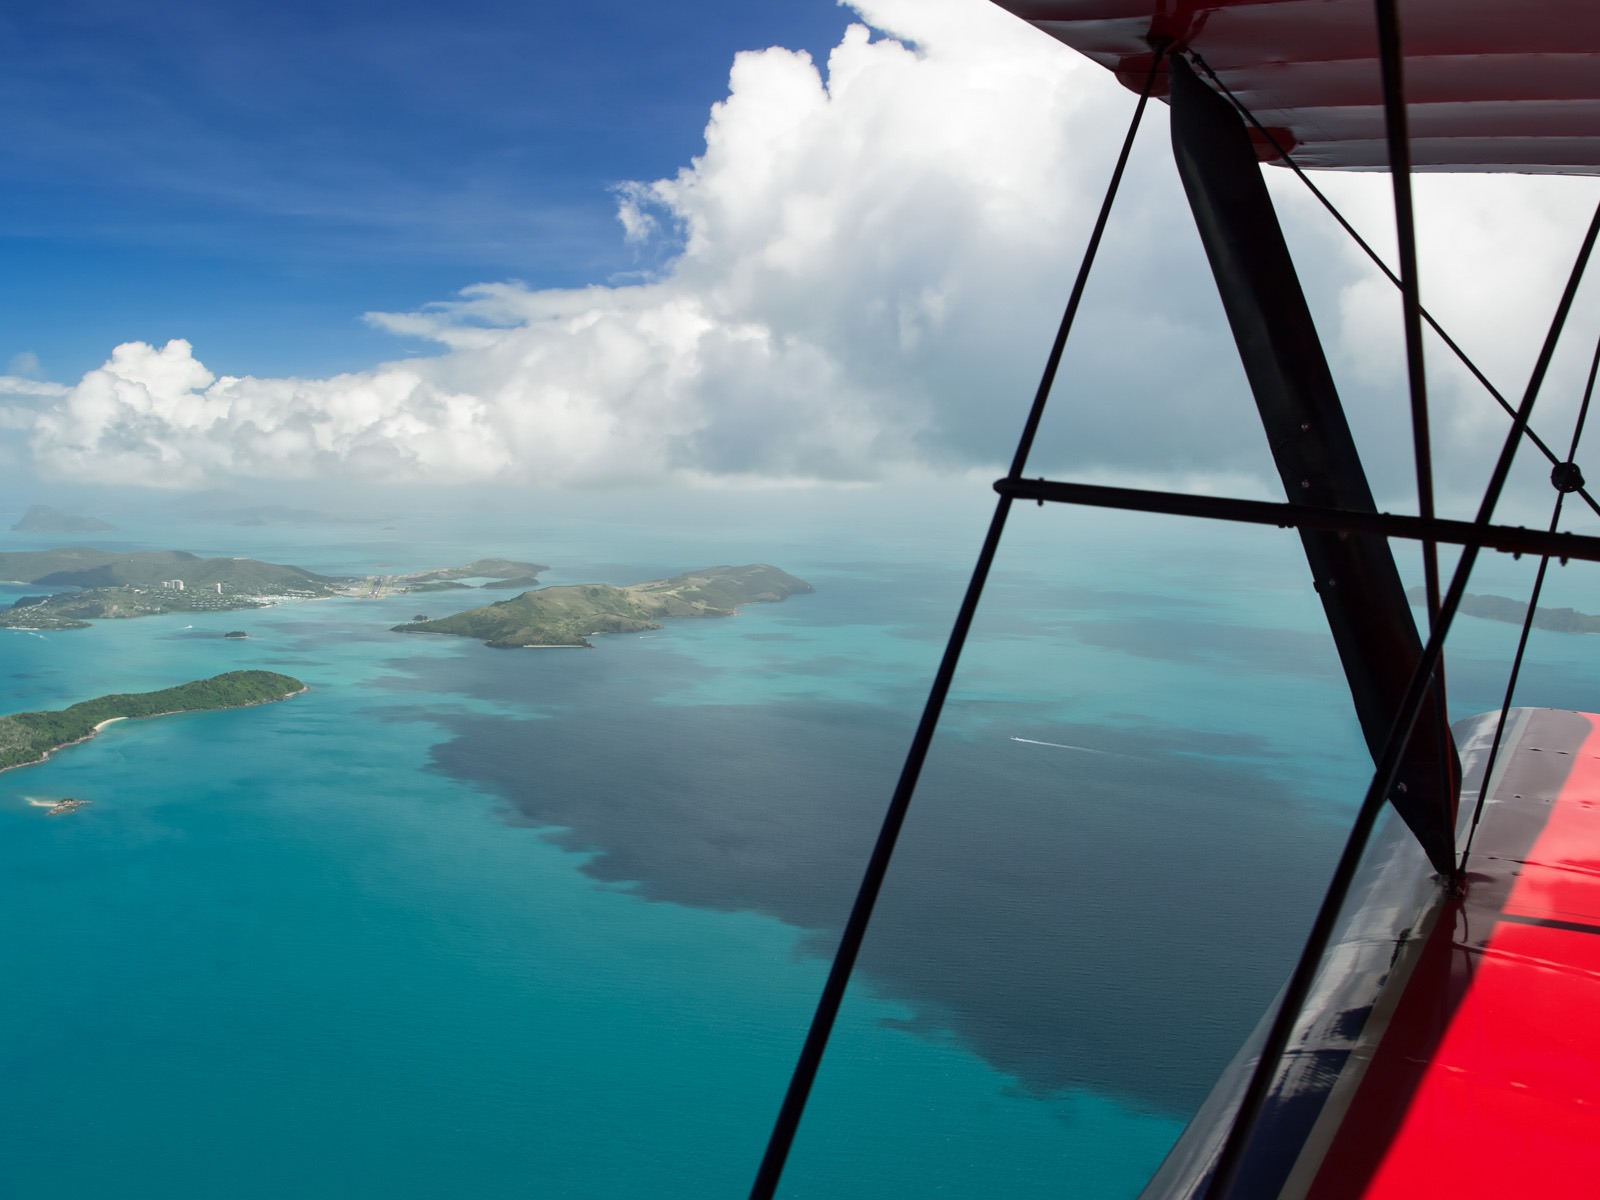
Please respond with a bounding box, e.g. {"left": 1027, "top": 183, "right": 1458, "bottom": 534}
{"left": 0, "top": 0, "right": 851, "bottom": 381}
{"left": 0, "top": 0, "right": 1591, "bottom": 514}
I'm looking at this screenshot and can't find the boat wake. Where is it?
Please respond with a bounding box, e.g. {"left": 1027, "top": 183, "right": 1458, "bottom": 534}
{"left": 1010, "top": 736, "right": 1133, "bottom": 758}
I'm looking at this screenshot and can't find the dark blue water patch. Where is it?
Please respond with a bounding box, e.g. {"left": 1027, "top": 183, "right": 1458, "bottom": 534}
{"left": 964, "top": 709, "right": 1300, "bottom": 764}
{"left": 270, "top": 618, "right": 424, "bottom": 647}
{"left": 747, "top": 567, "right": 961, "bottom": 633}
{"left": 1446, "top": 649, "right": 1600, "bottom": 722}
{"left": 741, "top": 654, "right": 864, "bottom": 678}
{"left": 981, "top": 571, "right": 1211, "bottom": 613}
{"left": 372, "top": 642, "right": 722, "bottom": 709}
{"left": 423, "top": 696, "right": 1338, "bottom": 1116}
{"left": 1065, "top": 617, "right": 1342, "bottom": 678}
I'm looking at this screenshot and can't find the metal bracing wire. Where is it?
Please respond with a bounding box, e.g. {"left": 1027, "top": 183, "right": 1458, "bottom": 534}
{"left": 744, "top": 43, "right": 1171, "bottom": 1200}
{"left": 1374, "top": 0, "right": 1442, "bottom": 631}
{"left": 1188, "top": 51, "right": 1600, "bottom": 526}
{"left": 1459, "top": 326, "right": 1600, "bottom": 875}
{"left": 1201, "top": 193, "right": 1600, "bottom": 1200}
{"left": 1372, "top": 0, "right": 1455, "bottom": 860}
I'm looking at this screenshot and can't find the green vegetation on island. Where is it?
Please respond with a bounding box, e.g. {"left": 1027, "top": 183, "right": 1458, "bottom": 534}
{"left": 0, "top": 548, "right": 550, "bottom": 630}
{"left": 0, "top": 670, "right": 306, "bottom": 772}
{"left": 394, "top": 564, "right": 814, "bottom": 648}
{"left": 1407, "top": 585, "right": 1600, "bottom": 634}
{"left": 10, "top": 504, "right": 117, "bottom": 533}
{"left": 0, "top": 546, "right": 342, "bottom": 591}
{"left": 0, "top": 548, "right": 345, "bottom": 629}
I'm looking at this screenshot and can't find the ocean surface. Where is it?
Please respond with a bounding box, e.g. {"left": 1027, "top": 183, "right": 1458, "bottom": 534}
{"left": 2, "top": 482, "right": 1596, "bottom": 1199}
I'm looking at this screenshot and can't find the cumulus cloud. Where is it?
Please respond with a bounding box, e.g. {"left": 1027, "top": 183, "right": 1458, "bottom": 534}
{"left": 30, "top": 339, "right": 511, "bottom": 487}
{"left": 1284, "top": 171, "right": 1600, "bottom": 519}
{"left": 23, "top": 0, "right": 1600, "bottom": 507}
{"left": 0, "top": 373, "right": 66, "bottom": 435}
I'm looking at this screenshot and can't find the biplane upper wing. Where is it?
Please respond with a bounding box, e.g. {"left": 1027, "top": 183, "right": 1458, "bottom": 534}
{"left": 993, "top": 0, "right": 1600, "bottom": 174}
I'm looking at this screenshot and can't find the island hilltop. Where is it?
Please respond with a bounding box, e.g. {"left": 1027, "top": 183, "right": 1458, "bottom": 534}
{"left": 0, "top": 670, "right": 306, "bottom": 772}
{"left": 10, "top": 504, "right": 117, "bottom": 533}
{"left": 394, "top": 564, "right": 814, "bottom": 648}
{"left": 0, "top": 548, "right": 548, "bottom": 630}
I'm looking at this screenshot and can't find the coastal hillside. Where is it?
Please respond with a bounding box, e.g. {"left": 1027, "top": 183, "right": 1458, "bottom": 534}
{"left": 395, "top": 564, "right": 813, "bottom": 648}
{"left": 0, "top": 547, "right": 342, "bottom": 591}
{"left": 0, "top": 548, "right": 551, "bottom": 630}
{"left": 0, "top": 548, "right": 348, "bottom": 629}
{"left": 0, "top": 670, "right": 306, "bottom": 771}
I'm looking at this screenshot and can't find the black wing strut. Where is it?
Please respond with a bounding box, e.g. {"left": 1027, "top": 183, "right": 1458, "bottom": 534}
{"left": 1167, "top": 55, "right": 1459, "bottom": 875}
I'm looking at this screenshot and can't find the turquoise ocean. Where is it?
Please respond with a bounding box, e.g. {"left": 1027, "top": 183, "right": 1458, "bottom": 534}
{"left": 2, "top": 482, "right": 1596, "bottom": 1198}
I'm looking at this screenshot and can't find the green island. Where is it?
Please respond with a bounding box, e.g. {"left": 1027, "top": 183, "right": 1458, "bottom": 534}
{"left": 1407, "top": 585, "right": 1600, "bottom": 634}
{"left": 0, "top": 548, "right": 549, "bottom": 630}
{"left": 393, "top": 564, "right": 814, "bottom": 648}
{"left": 10, "top": 503, "right": 116, "bottom": 533}
{"left": 0, "top": 670, "right": 307, "bottom": 772}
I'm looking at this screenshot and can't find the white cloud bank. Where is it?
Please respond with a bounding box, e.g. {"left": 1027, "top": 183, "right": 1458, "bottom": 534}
{"left": 22, "top": 0, "right": 1600, "bottom": 504}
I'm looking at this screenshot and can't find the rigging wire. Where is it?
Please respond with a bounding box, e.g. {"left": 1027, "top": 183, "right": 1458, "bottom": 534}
{"left": 1188, "top": 52, "right": 1600, "bottom": 525}
{"left": 1371, "top": 0, "right": 1455, "bottom": 861}
{"left": 1374, "top": 0, "right": 1442, "bottom": 634}
{"left": 1458, "top": 325, "right": 1600, "bottom": 875}
{"left": 1202, "top": 193, "right": 1600, "bottom": 1200}
{"left": 745, "top": 43, "right": 1171, "bottom": 1200}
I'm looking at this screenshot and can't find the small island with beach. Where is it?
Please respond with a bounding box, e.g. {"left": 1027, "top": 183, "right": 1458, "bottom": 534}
{"left": 0, "top": 669, "right": 307, "bottom": 772}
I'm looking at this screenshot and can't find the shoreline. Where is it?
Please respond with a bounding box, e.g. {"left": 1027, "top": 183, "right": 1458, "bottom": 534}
{"left": 0, "top": 684, "right": 309, "bottom": 777}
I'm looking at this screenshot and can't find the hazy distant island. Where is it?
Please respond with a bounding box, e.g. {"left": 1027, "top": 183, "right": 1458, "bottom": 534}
{"left": 0, "top": 548, "right": 549, "bottom": 630}
{"left": 394, "top": 564, "right": 814, "bottom": 648}
{"left": 10, "top": 504, "right": 116, "bottom": 534}
{"left": 1407, "top": 585, "right": 1600, "bottom": 634}
{"left": 160, "top": 489, "right": 349, "bottom": 527}
{"left": 0, "top": 670, "right": 306, "bottom": 772}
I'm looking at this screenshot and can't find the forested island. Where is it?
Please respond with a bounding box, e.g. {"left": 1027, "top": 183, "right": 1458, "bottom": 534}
{"left": 0, "top": 670, "right": 306, "bottom": 772}
{"left": 394, "top": 564, "right": 813, "bottom": 647}
{"left": 1407, "top": 585, "right": 1600, "bottom": 633}
{"left": 10, "top": 504, "right": 116, "bottom": 533}
{"left": 0, "top": 548, "right": 548, "bottom": 630}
